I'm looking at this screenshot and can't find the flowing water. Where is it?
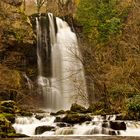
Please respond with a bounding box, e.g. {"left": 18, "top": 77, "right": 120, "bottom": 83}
{"left": 36, "top": 13, "right": 87, "bottom": 111}
{"left": 13, "top": 114, "right": 140, "bottom": 136}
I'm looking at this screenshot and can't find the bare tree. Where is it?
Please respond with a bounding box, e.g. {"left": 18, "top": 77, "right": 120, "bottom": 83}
{"left": 35, "top": 0, "right": 48, "bottom": 14}
{"left": 23, "top": 0, "right": 26, "bottom": 11}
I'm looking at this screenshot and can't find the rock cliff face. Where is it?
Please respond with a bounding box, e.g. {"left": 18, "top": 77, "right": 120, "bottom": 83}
{"left": 0, "top": 0, "right": 38, "bottom": 105}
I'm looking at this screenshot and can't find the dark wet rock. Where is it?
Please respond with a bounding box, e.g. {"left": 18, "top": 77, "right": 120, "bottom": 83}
{"left": 18, "top": 111, "right": 32, "bottom": 117}
{"left": 102, "top": 121, "right": 109, "bottom": 128}
{"left": 50, "top": 110, "right": 65, "bottom": 116}
{"left": 1, "top": 100, "right": 16, "bottom": 108}
{"left": 54, "top": 117, "right": 62, "bottom": 122}
{"left": 0, "top": 90, "right": 17, "bottom": 101}
{"left": 85, "top": 121, "right": 91, "bottom": 125}
{"left": 115, "top": 114, "right": 125, "bottom": 120}
{"left": 0, "top": 113, "right": 16, "bottom": 138}
{"left": 65, "top": 110, "right": 76, "bottom": 114}
{"left": 35, "top": 125, "right": 55, "bottom": 135}
{"left": 70, "top": 103, "right": 87, "bottom": 113}
{"left": 110, "top": 121, "right": 126, "bottom": 130}
{"left": 0, "top": 100, "right": 17, "bottom": 114}
{"left": 5, "top": 133, "right": 29, "bottom": 138}
{"left": 108, "top": 130, "right": 117, "bottom": 135}
{"left": 62, "top": 114, "right": 92, "bottom": 124}
{"left": 35, "top": 114, "right": 44, "bottom": 120}
{"left": 2, "top": 113, "right": 15, "bottom": 123}
{"left": 56, "top": 122, "right": 71, "bottom": 128}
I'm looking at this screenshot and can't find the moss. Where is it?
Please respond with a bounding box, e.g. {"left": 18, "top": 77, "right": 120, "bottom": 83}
{"left": 50, "top": 110, "right": 65, "bottom": 116}
{"left": 18, "top": 111, "right": 33, "bottom": 117}
{"left": 0, "top": 113, "right": 16, "bottom": 137}
{"left": 62, "top": 113, "right": 92, "bottom": 124}
{"left": 0, "top": 106, "right": 15, "bottom": 114}
{"left": 0, "top": 100, "right": 18, "bottom": 114}
{"left": 1, "top": 100, "right": 16, "bottom": 108}
{"left": 70, "top": 103, "right": 87, "bottom": 113}
{"left": 2, "top": 113, "right": 15, "bottom": 123}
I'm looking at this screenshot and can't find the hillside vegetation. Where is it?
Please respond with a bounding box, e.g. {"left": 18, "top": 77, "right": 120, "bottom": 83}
{"left": 75, "top": 0, "right": 140, "bottom": 117}
{"left": 0, "top": 0, "right": 140, "bottom": 120}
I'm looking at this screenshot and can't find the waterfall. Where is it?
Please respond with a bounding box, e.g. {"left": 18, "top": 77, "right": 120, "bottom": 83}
{"left": 36, "top": 13, "right": 87, "bottom": 111}
{"left": 23, "top": 73, "right": 33, "bottom": 90}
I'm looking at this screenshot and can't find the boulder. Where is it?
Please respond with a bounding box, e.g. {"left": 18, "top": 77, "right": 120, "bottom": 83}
{"left": 50, "top": 110, "right": 65, "bottom": 116}
{"left": 1, "top": 100, "right": 16, "bottom": 108}
{"left": 0, "top": 113, "right": 16, "bottom": 138}
{"left": 0, "top": 90, "right": 17, "bottom": 101}
{"left": 0, "top": 100, "right": 17, "bottom": 114}
{"left": 18, "top": 111, "right": 32, "bottom": 117}
{"left": 35, "top": 114, "right": 44, "bottom": 120}
{"left": 35, "top": 126, "right": 55, "bottom": 135}
{"left": 61, "top": 114, "right": 92, "bottom": 124}
{"left": 3, "top": 113, "right": 15, "bottom": 123}
{"left": 110, "top": 121, "right": 126, "bottom": 130}
{"left": 102, "top": 121, "right": 109, "bottom": 128}
{"left": 56, "top": 122, "right": 71, "bottom": 128}
{"left": 54, "top": 117, "right": 62, "bottom": 122}
{"left": 70, "top": 103, "right": 87, "bottom": 113}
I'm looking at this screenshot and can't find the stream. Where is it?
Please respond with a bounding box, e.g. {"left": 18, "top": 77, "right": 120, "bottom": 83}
{"left": 12, "top": 113, "right": 140, "bottom": 137}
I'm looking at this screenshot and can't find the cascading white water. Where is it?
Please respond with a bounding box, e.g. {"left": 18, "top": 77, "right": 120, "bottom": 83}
{"left": 13, "top": 114, "right": 140, "bottom": 136}
{"left": 55, "top": 17, "right": 87, "bottom": 109}
{"left": 23, "top": 73, "right": 33, "bottom": 90}
{"left": 36, "top": 13, "right": 87, "bottom": 111}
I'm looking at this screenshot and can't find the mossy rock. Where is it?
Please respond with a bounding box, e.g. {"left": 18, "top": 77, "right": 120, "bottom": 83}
{"left": 1, "top": 100, "right": 16, "bottom": 108}
{"left": 18, "top": 111, "right": 33, "bottom": 117}
{"left": 62, "top": 114, "right": 92, "bottom": 124}
{"left": 0, "top": 106, "right": 15, "bottom": 114}
{"left": 0, "top": 100, "right": 18, "bottom": 114}
{"left": 35, "top": 125, "right": 55, "bottom": 135}
{"left": 35, "top": 114, "right": 44, "bottom": 120}
{"left": 2, "top": 113, "right": 15, "bottom": 123}
{"left": 87, "top": 102, "right": 104, "bottom": 113}
{"left": 70, "top": 103, "right": 87, "bottom": 113}
{"left": 0, "top": 113, "right": 16, "bottom": 138}
{"left": 50, "top": 110, "right": 65, "bottom": 116}
{"left": 0, "top": 132, "right": 28, "bottom": 138}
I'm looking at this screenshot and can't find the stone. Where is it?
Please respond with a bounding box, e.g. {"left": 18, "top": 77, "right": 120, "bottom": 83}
{"left": 0, "top": 100, "right": 17, "bottom": 114}
{"left": 102, "top": 121, "right": 109, "bottom": 128}
{"left": 110, "top": 121, "right": 126, "bottom": 130}
{"left": 70, "top": 103, "right": 87, "bottom": 113}
{"left": 35, "top": 126, "right": 55, "bottom": 135}
{"left": 54, "top": 117, "right": 62, "bottom": 122}
{"left": 3, "top": 113, "right": 15, "bottom": 123}
{"left": 56, "top": 122, "right": 71, "bottom": 128}
{"left": 0, "top": 113, "right": 16, "bottom": 138}
{"left": 50, "top": 110, "right": 65, "bottom": 116}
{"left": 61, "top": 114, "right": 92, "bottom": 124}
{"left": 35, "top": 114, "right": 44, "bottom": 120}
{"left": 18, "top": 111, "right": 32, "bottom": 117}
{"left": 1, "top": 100, "right": 16, "bottom": 108}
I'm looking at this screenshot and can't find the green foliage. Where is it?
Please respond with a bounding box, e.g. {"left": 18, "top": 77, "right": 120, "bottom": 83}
{"left": 127, "top": 95, "right": 140, "bottom": 112}
{"left": 125, "top": 95, "right": 140, "bottom": 120}
{"left": 76, "top": 0, "right": 129, "bottom": 42}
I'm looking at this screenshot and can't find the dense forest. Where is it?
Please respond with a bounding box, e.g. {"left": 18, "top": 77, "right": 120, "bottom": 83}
{"left": 0, "top": 0, "right": 140, "bottom": 138}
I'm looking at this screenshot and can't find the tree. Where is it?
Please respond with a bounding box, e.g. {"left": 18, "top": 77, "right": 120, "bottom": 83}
{"left": 35, "top": 0, "right": 48, "bottom": 14}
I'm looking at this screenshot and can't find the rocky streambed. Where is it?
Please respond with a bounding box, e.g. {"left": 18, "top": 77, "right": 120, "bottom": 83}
{"left": 12, "top": 112, "right": 140, "bottom": 136}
